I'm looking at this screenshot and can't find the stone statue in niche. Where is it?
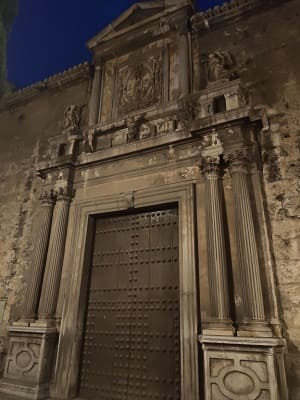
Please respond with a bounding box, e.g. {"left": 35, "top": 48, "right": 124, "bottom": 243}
{"left": 63, "top": 105, "right": 81, "bottom": 134}
{"left": 207, "top": 51, "right": 236, "bottom": 82}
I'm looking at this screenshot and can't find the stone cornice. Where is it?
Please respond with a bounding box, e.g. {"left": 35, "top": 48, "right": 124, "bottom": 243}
{"left": 191, "top": 0, "right": 290, "bottom": 32}
{"left": 0, "top": 62, "right": 91, "bottom": 111}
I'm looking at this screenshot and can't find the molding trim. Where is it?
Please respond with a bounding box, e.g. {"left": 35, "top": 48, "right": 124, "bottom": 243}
{"left": 51, "top": 182, "right": 199, "bottom": 400}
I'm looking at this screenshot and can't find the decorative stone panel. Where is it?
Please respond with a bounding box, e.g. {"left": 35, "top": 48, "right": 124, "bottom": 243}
{"left": 201, "top": 336, "right": 288, "bottom": 400}
{"left": 117, "top": 54, "right": 163, "bottom": 116}
{"left": 0, "top": 326, "right": 57, "bottom": 400}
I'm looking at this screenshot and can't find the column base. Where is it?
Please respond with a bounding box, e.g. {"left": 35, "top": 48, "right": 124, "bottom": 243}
{"left": 0, "top": 325, "right": 58, "bottom": 400}
{"left": 0, "top": 380, "right": 50, "bottom": 400}
{"left": 200, "top": 335, "right": 288, "bottom": 400}
{"left": 202, "top": 320, "right": 235, "bottom": 336}
{"left": 237, "top": 320, "right": 273, "bottom": 337}
{"left": 12, "top": 320, "right": 33, "bottom": 327}
{"left": 31, "top": 319, "right": 57, "bottom": 328}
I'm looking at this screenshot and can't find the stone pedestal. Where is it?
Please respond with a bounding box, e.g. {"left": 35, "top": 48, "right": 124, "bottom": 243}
{"left": 200, "top": 335, "right": 288, "bottom": 400}
{"left": 0, "top": 326, "right": 57, "bottom": 400}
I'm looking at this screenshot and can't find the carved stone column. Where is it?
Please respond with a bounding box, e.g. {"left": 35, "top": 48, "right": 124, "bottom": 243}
{"left": 201, "top": 154, "right": 233, "bottom": 334}
{"left": 88, "top": 64, "right": 102, "bottom": 127}
{"left": 21, "top": 191, "right": 55, "bottom": 321}
{"left": 37, "top": 187, "right": 71, "bottom": 323}
{"left": 225, "top": 149, "right": 270, "bottom": 335}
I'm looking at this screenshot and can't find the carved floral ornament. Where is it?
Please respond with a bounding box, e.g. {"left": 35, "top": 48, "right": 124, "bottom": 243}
{"left": 224, "top": 148, "right": 250, "bottom": 173}
{"left": 200, "top": 155, "right": 220, "bottom": 176}
{"left": 224, "top": 148, "right": 248, "bottom": 164}
{"left": 40, "top": 189, "right": 56, "bottom": 205}
{"left": 40, "top": 186, "right": 74, "bottom": 204}
{"left": 199, "top": 147, "right": 250, "bottom": 176}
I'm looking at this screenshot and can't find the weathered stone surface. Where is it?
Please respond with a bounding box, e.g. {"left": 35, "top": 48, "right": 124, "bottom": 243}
{"left": 193, "top": 1, "right": 300, "bottom": 396}
{"left": 0, "top": 78, "right": 89, "bottom": 375}
{"left": 0, "top": 0, "right": 299, "bottom": 398}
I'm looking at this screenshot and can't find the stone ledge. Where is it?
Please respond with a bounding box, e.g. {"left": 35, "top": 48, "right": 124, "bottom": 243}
{"left": 199, "top": 334, "right": 287, "bottom": 347}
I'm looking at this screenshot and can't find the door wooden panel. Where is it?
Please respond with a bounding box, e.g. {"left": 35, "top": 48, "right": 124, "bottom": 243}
{"left": 79, "top": 207, "right": 180, "bottom": 400}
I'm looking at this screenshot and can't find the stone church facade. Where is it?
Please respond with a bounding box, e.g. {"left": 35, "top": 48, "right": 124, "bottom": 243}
{"left": 0, "top": 0, "right": 299, "bottom": 399}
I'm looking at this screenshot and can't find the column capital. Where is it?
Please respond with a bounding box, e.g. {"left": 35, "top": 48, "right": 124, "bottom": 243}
{"left": 40, "top": 190, "right": 56, "bottom": 206}
{"left": 224, "top": 147, "right": 249, "bottom": 174}
{"left": 54, "top": 186, "right": 74, "bottom": 202}
{"left": 200, "top": 155, "right": 220, "bottom": 178}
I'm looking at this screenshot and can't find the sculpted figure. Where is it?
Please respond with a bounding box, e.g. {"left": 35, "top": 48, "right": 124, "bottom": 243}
{"left": 63, "top": 105, "right": 81, "bottom": 133}
{"left": 208, "top": 51, "right": 234, "bottom": 82}
{"left": 139, "top": 123, "right": 152, "bottom": 139}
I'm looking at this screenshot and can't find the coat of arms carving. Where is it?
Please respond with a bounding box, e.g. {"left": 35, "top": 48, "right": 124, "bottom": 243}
{"left": 118, "top": 56, "right": 162, "bottom": 115}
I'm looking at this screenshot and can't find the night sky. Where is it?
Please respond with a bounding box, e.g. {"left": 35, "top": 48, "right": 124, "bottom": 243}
{"left": 7, "top": 0, "right": 224, "bottom": 89}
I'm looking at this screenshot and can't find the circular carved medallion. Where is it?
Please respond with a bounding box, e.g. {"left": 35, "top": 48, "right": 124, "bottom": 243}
{"left": 224, "top": 371, "right": 255, "bottom": 395}
{"left": 218, "top": 364, "right": 262, "bottom": 400}
{"left": 16, "top": 350, "right": 32, "bottom": 370}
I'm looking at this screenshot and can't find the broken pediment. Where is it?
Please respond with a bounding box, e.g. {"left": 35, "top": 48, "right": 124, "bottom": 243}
{"left": 87, "top": 0, "right": 193, "bottom": 50}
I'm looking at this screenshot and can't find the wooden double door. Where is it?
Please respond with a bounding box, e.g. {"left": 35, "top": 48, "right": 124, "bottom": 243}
{"left": 79, "top": 207, "right": 181, "bottom": 400}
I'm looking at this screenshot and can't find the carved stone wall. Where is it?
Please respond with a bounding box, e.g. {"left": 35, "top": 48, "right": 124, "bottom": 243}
{"left": 0, "top": 0, "right": 299, "bottom": 399}
{"left": 193, "top": 0, "right": 300, "bottom": 396}
{"left": 117, "top": 55, "right": 162, "bottom": 115}
{"left": 202, "top": 337, "right": 287, "bottom": 400}
{"left": 0, "top": 73, "right": 89, "bottom": 374}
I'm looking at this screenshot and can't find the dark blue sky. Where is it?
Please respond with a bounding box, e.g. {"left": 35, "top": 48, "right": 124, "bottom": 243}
{"left": 7, "top": 0, "right": 224, "bottom": 89}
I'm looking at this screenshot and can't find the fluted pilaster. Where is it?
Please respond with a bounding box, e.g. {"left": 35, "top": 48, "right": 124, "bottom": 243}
{"left": 226, "top": 149, "right": 265, "bottom": 322}
{"left": 38, "top": 188, "right": 71, "bottom": 321}
{"left": 179, "top": 33, "right": 190, "bottom": 96}
{"left": 88, "top": 65, "right": 102, "bottom": 126}
{"left": 22, "top": 191, "right": 55, "bottom": 321}
{"left": 201, "top": 156, "right": 231, "bottom": 325}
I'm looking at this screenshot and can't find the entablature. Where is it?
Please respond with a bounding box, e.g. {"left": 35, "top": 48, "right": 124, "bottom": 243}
{"left": 36, "top": 79, "right": 267, "bottom": 190}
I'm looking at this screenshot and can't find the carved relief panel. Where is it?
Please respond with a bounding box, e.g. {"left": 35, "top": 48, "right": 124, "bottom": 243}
{"left": 116, "top": 53, "right": 163, "bottom": 116}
